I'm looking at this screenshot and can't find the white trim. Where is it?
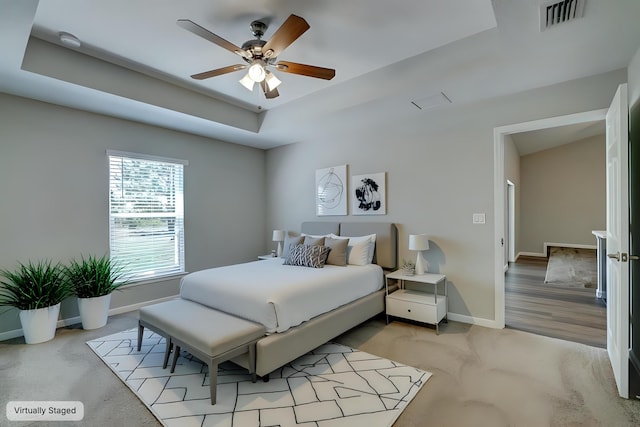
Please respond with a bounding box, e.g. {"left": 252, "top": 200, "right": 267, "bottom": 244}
{"left": 121, "top": 272, "right": 188, "bottom": 289}
{"left": 518, "top": 251, "right": 546, "bottom": 258}
{"left": 447, "top": 312, "right": 501, "bottom": 329}
{"left": 543, "top": 242, "right": 596, "bottom": 254}
{"left": 517, "top": 243, "right": 597, "bottom": 260}
{"left": 106, "top": 149, "right": 189, "bottom": 166}
{"left": 0, "top": 295, "right": 179, "bottom": 342}
{"left": 493, "top": 108, "right": 607, "bottom": 330}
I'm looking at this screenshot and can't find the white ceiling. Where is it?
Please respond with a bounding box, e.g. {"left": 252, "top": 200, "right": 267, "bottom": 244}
{"left": 30, "top": 0, "right": 497, "bottom": 111}
{"left": 1, "top": 0, "right": 640, "bottom": 149}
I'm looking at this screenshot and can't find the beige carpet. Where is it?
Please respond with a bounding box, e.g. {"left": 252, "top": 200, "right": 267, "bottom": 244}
{"left": 2, "top": 312, "right": 640, "bottom": 426}
{"left": 544, "top": 247, "right": 597, "bottom": 288}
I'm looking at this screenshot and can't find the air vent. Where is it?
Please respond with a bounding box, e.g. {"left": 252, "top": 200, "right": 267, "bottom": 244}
{"left": 540, "top": 0, "right": 585, "bottom": 31}
{"left": 411, "top": 92, "right": 452, "bottom": 111}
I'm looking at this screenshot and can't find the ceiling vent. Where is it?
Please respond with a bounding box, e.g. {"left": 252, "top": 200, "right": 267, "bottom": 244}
{"left": 411, "top": 92, "right": 452, "bottom": 111}
{"left": 540, "top": 0, "right": 585, "bottom": 31}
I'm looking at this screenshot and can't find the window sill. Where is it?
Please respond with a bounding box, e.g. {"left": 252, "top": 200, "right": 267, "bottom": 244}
{"left": 121, "top": 272, "right": 189, "bottom": 289}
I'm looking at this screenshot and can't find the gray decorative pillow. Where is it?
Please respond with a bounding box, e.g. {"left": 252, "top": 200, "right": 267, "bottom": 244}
{"left": 282, "top": 234, "right": 304, "bottom": 258}
{"left": 324, "top": 237, "right": 348, "bottom": 266}
{"left": 284, "top": 244, "right": 330, "bottom": 268}
{"left": 303, "top": 236, "right": 326, "bottom": 246}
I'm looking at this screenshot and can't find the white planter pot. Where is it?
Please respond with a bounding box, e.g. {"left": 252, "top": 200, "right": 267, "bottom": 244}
{"left": 78, "top": 294, "right": 112, "bottom": 330}
{"left": 19, "top": 303, "right": 61, "bottom": 344}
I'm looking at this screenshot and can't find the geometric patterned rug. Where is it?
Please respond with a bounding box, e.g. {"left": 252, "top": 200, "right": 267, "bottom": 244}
{"left": 87, "top": 328, "right": 431, "bottom": 427}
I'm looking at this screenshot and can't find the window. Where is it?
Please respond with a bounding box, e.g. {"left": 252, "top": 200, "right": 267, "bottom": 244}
{"left": 108, "top": 150, "right": 187, "bottom": 283}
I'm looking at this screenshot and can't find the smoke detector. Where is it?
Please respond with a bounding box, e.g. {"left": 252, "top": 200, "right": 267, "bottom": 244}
{"left": 540, "top": 0, "right": 585, "bottom": 31}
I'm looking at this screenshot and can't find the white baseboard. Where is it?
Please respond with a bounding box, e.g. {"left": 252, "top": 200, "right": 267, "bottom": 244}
{"left": 543, "top": 241, "right": 596, "bottom": 255}
{"left": 0, "top": 294, "right": 179, "bottom": 342}
{"left": 517, "top": 242, "right": 597, "bottom": 260}
{"left": 517, "top": 251, "right": 546, "bottom": 258}
{"left": 447, "top": 312, "right": 501, "bottom": 329}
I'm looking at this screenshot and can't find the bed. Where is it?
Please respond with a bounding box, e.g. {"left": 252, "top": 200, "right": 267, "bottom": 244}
{"left": 179, "top": 221, "right": 397, "bottom": 377}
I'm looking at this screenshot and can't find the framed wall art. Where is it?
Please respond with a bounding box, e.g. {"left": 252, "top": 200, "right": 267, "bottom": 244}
{"left": 352, "top": 172, "right": 386, "bottom": 215}
{"left": 316, "top": 165, "right": 347, "bottom": 216}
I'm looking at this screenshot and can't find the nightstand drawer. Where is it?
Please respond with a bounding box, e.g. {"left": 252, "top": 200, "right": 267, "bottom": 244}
{"left": 386, "top": 291, "right": 447, "bottom": 324}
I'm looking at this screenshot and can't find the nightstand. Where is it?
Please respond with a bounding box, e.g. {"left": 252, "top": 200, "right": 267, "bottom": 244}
{"left": 385, "top": 270, "right": 448, "bottom": 334}
{"left": 258, "top": 254, "right": 278, "bottom": 260}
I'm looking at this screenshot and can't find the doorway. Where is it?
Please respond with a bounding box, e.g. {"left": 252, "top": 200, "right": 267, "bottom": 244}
{"left": 500, "top": 119, "right": 607, "bottom": 347}
{"left": 492, "top": 109, "right": 608, "bottom": 329}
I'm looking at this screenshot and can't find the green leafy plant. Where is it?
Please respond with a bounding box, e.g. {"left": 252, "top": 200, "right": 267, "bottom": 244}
{"left": 65, "top": 255, "right": 128, "bottom": 298}
{"left": 0, "top": 260, "right": 73, "bottom": 310}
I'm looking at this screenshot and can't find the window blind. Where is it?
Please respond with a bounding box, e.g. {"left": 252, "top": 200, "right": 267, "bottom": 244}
{"left": 108, "top": 151, "right": 186, "bottom": 282}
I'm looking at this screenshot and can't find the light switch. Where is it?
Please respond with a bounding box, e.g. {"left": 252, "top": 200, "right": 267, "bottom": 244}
{"left": 473, "top": 213, "right": 486, "bottom": 224}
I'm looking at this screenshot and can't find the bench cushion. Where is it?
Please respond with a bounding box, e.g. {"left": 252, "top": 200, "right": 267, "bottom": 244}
{"left": 139, "top": 299, "right": 265, "bottom": 356}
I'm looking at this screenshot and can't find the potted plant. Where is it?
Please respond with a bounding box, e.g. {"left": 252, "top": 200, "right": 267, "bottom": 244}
{"left": 65, "top": 254, "right": 128, "bottom": 330}
{"left": 0, "top": 260, "right": 72, "bottom": 344}
{"left": 401, "top": 259, "right": 416, "bottom": 276}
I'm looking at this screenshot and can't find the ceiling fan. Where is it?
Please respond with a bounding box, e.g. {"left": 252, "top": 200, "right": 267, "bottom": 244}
{"left": 177, "top": 14, "right": 336, "bottom": 99}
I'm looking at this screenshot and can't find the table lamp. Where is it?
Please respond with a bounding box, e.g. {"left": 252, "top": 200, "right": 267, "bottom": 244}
{"left": 272, "top": 230, "right": 285, "bottom": 257}
{"left": 409, "top": 234, "right": 429, "bottom": 275}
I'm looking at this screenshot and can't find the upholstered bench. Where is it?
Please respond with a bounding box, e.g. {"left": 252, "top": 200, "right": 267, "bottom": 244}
{"left": 137, "top": 299, "right": 266, "bottom": 404}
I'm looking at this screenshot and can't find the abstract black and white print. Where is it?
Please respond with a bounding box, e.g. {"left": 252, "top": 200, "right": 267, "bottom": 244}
{"left": 352, "top": 172, "right": 386, "bottom": 215}
{"left": 316, "top": 164, "right": 347, "bottom": 216}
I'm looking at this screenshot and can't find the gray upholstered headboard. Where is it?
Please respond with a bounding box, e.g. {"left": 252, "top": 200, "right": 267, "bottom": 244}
{"left": 300, "top": 221, "right": 398, "bottom": 270}
{"left": 300, "top": 221, "right": 340, "bottom": 236}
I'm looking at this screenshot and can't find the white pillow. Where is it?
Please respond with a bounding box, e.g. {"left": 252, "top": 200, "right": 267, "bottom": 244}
{"left": 329, "top": 233, "right": 377, "bottom": 265}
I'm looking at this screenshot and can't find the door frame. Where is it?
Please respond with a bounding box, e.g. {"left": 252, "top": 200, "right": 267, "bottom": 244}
{"left": 493, "top": 109, "right": 607, "bottom": 328}
{"left": 507, "top": 179, "right": 515, "bottom": 266}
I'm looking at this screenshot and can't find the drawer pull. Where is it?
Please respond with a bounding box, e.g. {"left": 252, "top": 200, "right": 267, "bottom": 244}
{"left": 407, "top": 309, "right": 411, "bottom": 312}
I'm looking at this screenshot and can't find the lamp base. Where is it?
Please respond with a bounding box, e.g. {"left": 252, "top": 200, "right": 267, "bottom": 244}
{"left": 415, "top": 253, "right": 427, "bottom": 275}
{"left": 277, "top": 242, "right": 283, "bottom": 257}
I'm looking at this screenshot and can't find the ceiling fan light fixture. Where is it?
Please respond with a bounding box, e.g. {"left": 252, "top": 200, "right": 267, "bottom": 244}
{"left": 239, "top": 73, "right": 255, "bottom": 91}
{"left": 247, "top": 61, "right": 266, "bottom": 82}
{"left": 265, "top": 71, "right": 282, "bottom": 92}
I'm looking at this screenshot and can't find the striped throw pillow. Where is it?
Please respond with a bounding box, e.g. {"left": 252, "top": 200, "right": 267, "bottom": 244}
{"left": 283, "top": 244, "right": 330, "bottom": 268}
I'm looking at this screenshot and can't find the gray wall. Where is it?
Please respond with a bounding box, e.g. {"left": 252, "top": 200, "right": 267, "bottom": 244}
{"left": 0, "top": 94, "right": 266, "bottom": 336}
{"left": 518, "top": 135, "right": 606, "bottom": 255}
{"left": 265, "top": 69, "right": 626, "bottom": 323}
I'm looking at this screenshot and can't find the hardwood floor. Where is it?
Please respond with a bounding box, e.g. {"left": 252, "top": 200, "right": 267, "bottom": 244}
{"left": 505, "top": 256, "right": 607, "bottom": 348}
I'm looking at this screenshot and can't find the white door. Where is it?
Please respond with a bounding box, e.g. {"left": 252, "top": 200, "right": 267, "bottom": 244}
{"left": 606, "top": 83, "right": 629, "bottom": 399}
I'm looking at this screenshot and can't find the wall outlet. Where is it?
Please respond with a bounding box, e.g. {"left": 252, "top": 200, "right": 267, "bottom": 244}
{"left": 473, "top": 213, "right": 486, "bottom": 224}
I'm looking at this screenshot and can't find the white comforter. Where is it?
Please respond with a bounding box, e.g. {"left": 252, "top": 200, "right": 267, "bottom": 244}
{"left": 179, "top": 258, "right": 383, "bottom": 333}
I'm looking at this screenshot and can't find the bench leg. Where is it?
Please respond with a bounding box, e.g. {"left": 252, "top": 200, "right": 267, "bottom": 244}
{"left": 137, "top": 322, "right": 144, "bottom": 352}
{"left": 163, "top": 338, "right": 172, "bottom": 369}
{"left": 249, "top": 343, "right": 257, "bottom": 383}
{"left": 170, "top": 345, "right": 181, "bottom": 373}
{"left": 208, "top": 359, "right": 219, "bottom": 405}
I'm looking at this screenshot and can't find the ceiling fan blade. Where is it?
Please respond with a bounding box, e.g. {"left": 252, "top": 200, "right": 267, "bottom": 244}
{"left": 261, "top": 81, "right": 279, "bottom": 98}
{"left": 261, "top": 15, "right": 310, "bottom": 59}
{"left": 191, "top": 64, "right": 246, "bottom": 80}
{"left": 275, "top": 61, "right": 335, "bottom": 80}
{"left": 177, "top": 19, "right": 247, "bottom": 58}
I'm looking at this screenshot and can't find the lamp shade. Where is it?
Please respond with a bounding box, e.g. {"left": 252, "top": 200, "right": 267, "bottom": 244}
{"left": 272, "top": 230, "right": 285, "bottom": 242}
{"left": 408, "top": 234, "right": 429, "bottom": 251}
